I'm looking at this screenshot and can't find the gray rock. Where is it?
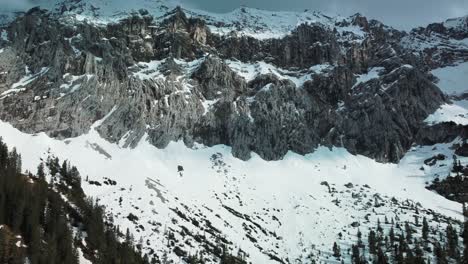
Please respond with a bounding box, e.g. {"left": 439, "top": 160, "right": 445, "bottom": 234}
{"left": 0, "top": 7, "right": 458, "bottom": 163}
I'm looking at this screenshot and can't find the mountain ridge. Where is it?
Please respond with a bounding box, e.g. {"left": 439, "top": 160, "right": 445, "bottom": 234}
{"left": 0, "top": 4, "right": 460, "bottom": 162}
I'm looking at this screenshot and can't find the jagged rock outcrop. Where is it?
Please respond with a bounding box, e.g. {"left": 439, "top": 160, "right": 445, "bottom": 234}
{"left": 416, "top": 122, "right": 468, "bottom": 145}
{"left": 402, "top": 15, "right": 468, "bottom": 69}
{"left": 192, "top": 56, "right": 245, "bottom": 100}
{"left": 0, "top": 6, "right": 462, "bottom": 163}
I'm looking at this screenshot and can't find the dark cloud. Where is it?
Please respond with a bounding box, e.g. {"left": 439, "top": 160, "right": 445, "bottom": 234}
{"left": 180, "top": 0, "right": 468, "bottom": 30}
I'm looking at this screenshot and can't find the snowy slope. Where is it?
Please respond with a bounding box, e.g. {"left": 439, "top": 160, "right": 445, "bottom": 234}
{"left": 425, "top": 62, "right": 468, "bottom": 125}
{"left": 444, "top": 15, "right": 468, "bottom": 33}
{"left": 1, "top": 0, "right": 178, "bottom": 26}
{"left": 188, "top": 7, "right": 366, "bottom": 40}
{"left": 431, "top": 61, "right": 468, "bottom": 95}
{"left": 0, "top": 1, "right": 466, "bottom": 263}
{"left": 0, "top": 115, "right": 463, "bottom": 263}
{"left": 226, "top": 60, "right": 332, "bottom": 87}
{"left": 400, "top": 138, "right": 468, "bottom": 182}
{"left": 400, "top": 32, "right": 468, "bottom": 54}
{"left": 400, "top": 15, "right": 468, "bottom": 66}
{"left": 425, "top": 100, "right": 468, "bottom": 125}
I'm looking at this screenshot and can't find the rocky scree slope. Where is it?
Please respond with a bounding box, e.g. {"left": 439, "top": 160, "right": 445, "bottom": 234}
{"left": 0, "top": 6, "right": 459, "bottom": 162}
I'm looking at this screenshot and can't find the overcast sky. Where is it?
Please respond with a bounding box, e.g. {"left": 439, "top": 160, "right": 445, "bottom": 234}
{"left": 2, "top": 0, "right": 33, "bottom": 11}
{"left": 3, "top": 0, "right": 468, "bottom": 30}
{"left": 181, "top": 0, "right": 468, "bottom": 30}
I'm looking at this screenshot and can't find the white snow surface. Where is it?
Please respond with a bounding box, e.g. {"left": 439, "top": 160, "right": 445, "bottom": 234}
{"left": 425, "top": 62, "right": 468, "bottom": 126}
{"left": 201, "top": 99, "right": 218, "bottom": 115}
{"left": 400, "top": 138, "right": 468, "bottom": 182}
{"left": 60, "top": 73, "right": 94, "bottom": 94}
{"left": 11, "top": 67, "right": 49, "bottom": 89}
{"left": 0, "top": 114, "right": 463, "bottom": 263}
{"left": 352, "top": 67, "right": 384, "bottom": 88}
{"left": 0, "top": 29, "right": 7, "bottom": 41}
{"left": 131, "top": 60, "right": 165, "bottom": 81}
{"left": 431, "top": 61, "right": 468, "bottom": 95}
{"left": 401, "top": 16, "right": 468, "bottom": 54}
{"left": 1, "top": 67, "right": 49, "bottom": 98}
{"left": 444, "top": 15, "right": 468, "bottom": 31}
{"left": 401, "top": 32, "right": 468, "bottom": 54}
{"left": 78, "top": 248, "right": 92, "bottom": 264}
{"left": 192, "top": 7, "right": 366, "bottom": 40}
{"left": 226, "top": 59, "right": 331, "bottom": 87}
{"left": 130, "top": 57, "right": 204, "bottom": 81}
{"left": 425, "top": 100, "right": 468, "bottom": 125}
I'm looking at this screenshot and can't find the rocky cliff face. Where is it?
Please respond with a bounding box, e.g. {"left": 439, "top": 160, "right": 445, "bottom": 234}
{"left": 0, "top": 5, "right": 463, "bottom": 163}
{"left": 402, "top": 15, "right": 468, "bottom": 69}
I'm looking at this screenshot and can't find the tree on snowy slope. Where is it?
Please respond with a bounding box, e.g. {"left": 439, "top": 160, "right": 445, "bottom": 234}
{"left": 0, "top": 137, "right": 245, "bottom": 264}
{"left": 346, "top": 214, "right": 468, "bottom": 264}
{"left": 446, "top": 224, "right": 460, "bottom": 260}
{"left": 463, "top": 219, "right": 468, "bottom": 264}
{"left": 0, "top": 138, "right": 149, "bottom": 264}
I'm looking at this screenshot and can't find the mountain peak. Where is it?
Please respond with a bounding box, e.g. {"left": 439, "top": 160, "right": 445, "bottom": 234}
{"left": 444, "top": 14, "right": 468, "bottom": 29}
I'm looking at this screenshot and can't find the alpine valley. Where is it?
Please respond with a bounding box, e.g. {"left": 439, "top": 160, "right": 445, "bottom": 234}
{"left": 0, "top": 0, "right": 467, "bottom": 263}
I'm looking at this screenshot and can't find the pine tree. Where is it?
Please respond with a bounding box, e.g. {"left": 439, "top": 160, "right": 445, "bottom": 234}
{"left": 405, "top": 222, "right": 412, "bottom": 244}
{"left": 463, "top": 219, "right": 468, "bottom": 264}
{"left": 446, "top": 224, "right": 459, "bottom": 259}
{"left": 126, "top": 228, "right": 134, "bottom": 246}
{"left": 351, "top": 244, "right": 360, "bottom": 264}
{"left": 357, "top": 229, "right": 363, "bottom": 248}
{"left": 0, "top": 229, "right": 6, "bottom": 263}
{"left": 453, "top": 155, "right": 458, "bottom": 173}
{"left": 389, "top": 227, "right": 395, "bottom": 245}
{"left": 434, "top": 242, "right": 448, "bottom": 264}
{"left": 37, "top": 163, "right": 45, "bottom": 180}
{"left": 376, "top": 247, "right": 387, "bottom": 264}
{"left": 377, "top": 218, "right": 383, "bottom": 234}
{"left": 60, "top": 160, "right": 68, "bottom": 178}
{"left": 332, "top": 242, "right": 341, "bottom": 259}
{"left": 368, "top": 230, "right": 377, "bottom": 255}
{"left": 422, "top": 217, "right": 429, "bottom": 241}
{"left": 394, "top": 245, "right": 404, "bottom": 264}
{"left": 413, "top": 243, "right": 424, "bottom": 264}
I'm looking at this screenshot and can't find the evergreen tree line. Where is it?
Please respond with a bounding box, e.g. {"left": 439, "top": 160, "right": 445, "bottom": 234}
{"left": 427, "top": 155, "right": 468, "bottom": 204}
{"left": 0, "top": 138, "right": 149, "bottom": 264}
{"left": 47, "top": 156, "right": 246, "bottom": 264}
{"left": 331, "top": 215, "right": 468, "bottom": 264}
{"left": 0, "top": 139, "right": 248, "bottom": 264}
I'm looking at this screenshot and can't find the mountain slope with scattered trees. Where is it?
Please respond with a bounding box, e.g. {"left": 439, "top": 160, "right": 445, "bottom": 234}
{"left": 0, "top": 137, "right": 246, "bottom": 263}
{"left": 0, "top": 137, "right": 150, "bottom": 263}
{"left": 0, "top": 1, "right": 468, "bottom": 263}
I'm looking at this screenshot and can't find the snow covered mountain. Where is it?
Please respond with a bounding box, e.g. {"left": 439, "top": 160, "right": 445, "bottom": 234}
{"left": 0, "top": 3, "right": 444, "bottom": 162}
{"left": 0, "top": 1, "right": 468, "bottom": 263}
